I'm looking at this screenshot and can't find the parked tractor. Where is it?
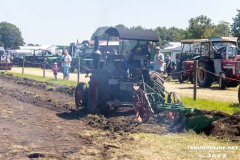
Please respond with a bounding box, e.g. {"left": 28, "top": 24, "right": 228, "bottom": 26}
{"left": 173, "top": 39, "right": 206, "bottom": 83}
{"left": 198, "top": 37, "right": 239, "bottom": 89}
{"left": 75, "top": 28, "right": 220, "bottom": 131}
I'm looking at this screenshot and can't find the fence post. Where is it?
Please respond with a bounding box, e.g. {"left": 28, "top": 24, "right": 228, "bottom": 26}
{"left": 22, "top": 56, "right": 25, "bottom": 74}
{"left": 77, "top": 57, "right": 80, "bottom": 84}
{"left": 43, "top": 57, "right": 46, "bottom": 77}
{"left": 193, "top": 60, "right": 198, "bottom": 101}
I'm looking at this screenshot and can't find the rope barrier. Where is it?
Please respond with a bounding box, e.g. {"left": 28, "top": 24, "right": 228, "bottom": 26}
{"left": 200, "top": 68, "right": 240, "bottom": 83}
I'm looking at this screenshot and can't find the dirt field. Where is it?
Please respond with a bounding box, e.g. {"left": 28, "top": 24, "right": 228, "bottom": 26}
{"left": 0, "top": 69, "right": 239, "bottom": 159}
{"left": 0, "top": 73, "right": 169, "bottom": 159}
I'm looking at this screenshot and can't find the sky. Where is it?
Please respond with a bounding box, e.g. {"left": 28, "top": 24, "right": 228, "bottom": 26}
{"left": 0, "top": 0, "right": 239, "bottom": 45}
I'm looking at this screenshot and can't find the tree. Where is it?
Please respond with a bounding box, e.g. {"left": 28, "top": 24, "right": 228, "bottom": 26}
{"left": 0, "top": 21, "right": 24, "bottom": 49}
{"left": 188, "top": 15, "right": 213, "bottom": 39}
{"left": 114, "top": 24, "right": 128, "bottom": 29}
{"left": 155, "top": 26, "right": 187, "bottom": 47}
{"left": 214, "top": 21, "right": 231, "bottom": 36}
{"left": 231, "top": 9, "right": 240, "bottom": 37}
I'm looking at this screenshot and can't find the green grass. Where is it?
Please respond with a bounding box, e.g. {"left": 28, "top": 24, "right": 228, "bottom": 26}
{"left": 181, "top": 96, "right": 240, "bottom": 115}
{"left": 3, "top": 72, "right": 77, "bottom": 87}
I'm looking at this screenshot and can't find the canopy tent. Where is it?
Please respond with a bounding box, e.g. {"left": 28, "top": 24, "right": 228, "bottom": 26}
{"left": 162, "top": 46, "right": 181, "bottom": 53}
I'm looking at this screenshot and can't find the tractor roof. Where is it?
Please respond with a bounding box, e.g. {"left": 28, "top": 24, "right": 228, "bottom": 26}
{"left": 105, "top": 27, "right": 159, "bottom": 42}
{"left": 208, "top": 37, "right": 238, "bottom": 42}
{"left": 181, "top": 39, "right": 207, "bottom": 44}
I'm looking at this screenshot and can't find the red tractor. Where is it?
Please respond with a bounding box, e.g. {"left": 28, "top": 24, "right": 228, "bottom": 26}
{"left": 198, "top": 37, "right": 239, "bottom": 89}
{"left": 173, "top": 39, "right": 206, "bottom": 83}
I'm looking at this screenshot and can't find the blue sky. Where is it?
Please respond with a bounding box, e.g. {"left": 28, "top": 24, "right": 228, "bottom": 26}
{"left": 0, "top": 0, "right": 239, "bottom": 45}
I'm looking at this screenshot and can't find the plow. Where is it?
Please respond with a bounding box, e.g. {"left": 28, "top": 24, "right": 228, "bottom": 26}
{"left": 75, "top": 27, "right": 221, "bottom": 132}
{"left": 133, "top": 76, "right": 220, "bottom": 132}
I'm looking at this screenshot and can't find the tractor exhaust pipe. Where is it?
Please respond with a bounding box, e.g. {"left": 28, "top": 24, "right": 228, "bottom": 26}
{"left": 92, "top": 36, "right": 102, "bottom": 69}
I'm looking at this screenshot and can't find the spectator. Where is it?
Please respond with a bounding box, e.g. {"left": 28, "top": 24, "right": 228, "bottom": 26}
{"left": 154, "top": 46, "right": 164, "bottom": 73}
{"left": 165, "top": 54, "right": 172, "bottom": 81}
{"left": 61, "top": 49, "right": 72, "bottom": 80}
{"left": 52, "top": 62, "right": 58, "bottom": 80}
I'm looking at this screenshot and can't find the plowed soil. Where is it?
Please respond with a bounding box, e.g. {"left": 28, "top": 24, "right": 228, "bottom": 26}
{"left": 0, "top": 72, "right": 239, "bottom": 159}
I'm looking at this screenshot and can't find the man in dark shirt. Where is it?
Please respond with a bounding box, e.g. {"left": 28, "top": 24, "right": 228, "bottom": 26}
{"left": 128, "top": 41, "right": 153, "bottom": 68}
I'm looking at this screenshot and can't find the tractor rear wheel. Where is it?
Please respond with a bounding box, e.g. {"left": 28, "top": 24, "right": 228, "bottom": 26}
{"left": 219, "top": 73, "right": 226, "bottom": 90}
{"left": 75, "top": 82, "right": 88, "bottom": 109}
{"left": 89, "top": 69, "right": 110, "bottom": 116}
{"left": 197, "top": 61, "right": 214, "bottom": 88}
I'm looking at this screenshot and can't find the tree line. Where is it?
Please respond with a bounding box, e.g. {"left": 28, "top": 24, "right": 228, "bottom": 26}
{"left": 1, "top": 10, "right": 240, "bottom": 50}
{"left": 91, "top": 11, "right": 240, "bottom": 47}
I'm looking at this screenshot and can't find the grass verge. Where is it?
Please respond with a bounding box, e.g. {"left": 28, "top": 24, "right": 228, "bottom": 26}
{"left": 181, "top": 96, "right": 240, "bottom": 115}
{"left": 2, "top": 71, "right": 77, "bottom": 87}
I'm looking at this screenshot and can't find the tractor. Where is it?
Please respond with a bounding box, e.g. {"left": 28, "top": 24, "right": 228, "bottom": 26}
{"left": 172, "top": 39, "right": 206, "bottom": 83}
{"left": 75, "top": 27, "right": 220, "bottom": 131}
{"left": 198, "top": 37, "right": 240, "bottom": 89}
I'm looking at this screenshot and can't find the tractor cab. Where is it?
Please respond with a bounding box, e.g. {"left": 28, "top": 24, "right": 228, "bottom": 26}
{"left": 198, "top": 37, "right": 240, "bottom": 89}
{"left": 173, "top": 39, "right": 207, "bottom": 83}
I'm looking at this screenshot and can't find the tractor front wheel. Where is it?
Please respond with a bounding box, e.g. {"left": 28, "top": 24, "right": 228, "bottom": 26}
{"left": 219, "top": 72, "right": 226, "bottom": 90}
{"left": 75, "top": 82, "right": 88, "bottom": 109}
{"left": 89, "top": 69, "right": 110, "bottom": 116}
{"left": 197, "top": 61, "right": 214, "bottom": 88}
{"left": 134, "top": 89, "right": 151, "bottom": 123}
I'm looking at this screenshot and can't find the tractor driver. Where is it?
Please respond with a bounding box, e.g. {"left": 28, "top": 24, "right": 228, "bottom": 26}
{"left": 125, "top": 41, "right": 153, "bottom": 83}
{"left": 127, "top": 41, "right": 153, "bottom": 68}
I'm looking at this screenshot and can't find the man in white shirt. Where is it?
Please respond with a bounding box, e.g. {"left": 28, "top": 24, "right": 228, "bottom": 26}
{"left": 154, "top": 46, "right": 164, "bottom": 73}
{"left": 61, "top": 49, "right": 72, "bottom": 80}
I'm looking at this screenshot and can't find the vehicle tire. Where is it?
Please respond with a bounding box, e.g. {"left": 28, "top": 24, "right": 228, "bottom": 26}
{"left": 134, "top": 89, "right": 151, "bottom": 123}
{"left": 227, "top": 81, "right": 239, "bottom": 87}
{"left": 197, "top": 61, "right": 214, "bottom": 88}
{"left": 75, "top": 82, "right": 88, "bottom": 109}
{"left": 89, "top": 69, "right": 110, "bottom": 116}
{"left": 219, "top": 73, "right": 226, "bottom": 90}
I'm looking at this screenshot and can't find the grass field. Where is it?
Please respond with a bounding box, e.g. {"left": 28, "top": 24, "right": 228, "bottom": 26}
{"left": 182, "top": 97, "right": 240, "bottom": 115}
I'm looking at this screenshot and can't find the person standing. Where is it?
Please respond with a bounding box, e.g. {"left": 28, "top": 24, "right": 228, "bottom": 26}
{"left": 61, "top": 49, "right": 72, "bottom": 80}
{"left": 52, "top": 62, "right": 58, "bottom": 80}
{"left": 154, "top": 46, "right": 164, "bottom": 73}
